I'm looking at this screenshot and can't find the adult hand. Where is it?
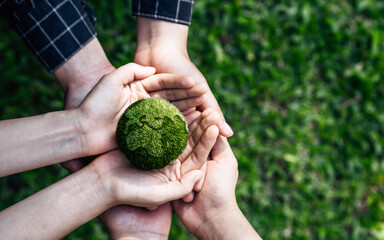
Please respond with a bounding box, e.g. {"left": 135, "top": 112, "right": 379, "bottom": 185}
{"left": 134, "top": 17, "right": 233, "bottom": 137}
{"left": 173, "top": 136, "right": 262, "bottom": 240}
{"left": 96, "top": 109, "right": 219, "bottom": 239}
{"left": 90, "top": 108, "right": 219, "bottom": 208}
{"left": 55, "top": 38, "right": 116, "bottom": 173}
{"left": 76, "top": 63, "right": 208, "bottom": 158}
{"left": 54, "top": 38, "right": 116, "bottom": 110}
{"left": 100, "top": 203, "right": 172, "bottom": 240}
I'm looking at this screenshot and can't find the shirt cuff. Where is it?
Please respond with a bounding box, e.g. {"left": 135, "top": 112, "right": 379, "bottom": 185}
{"left": 0, "top": 0, "right": 97, "bottom": 72}
{"left": 132, "top": 0, "right": 194, "bottom": 26}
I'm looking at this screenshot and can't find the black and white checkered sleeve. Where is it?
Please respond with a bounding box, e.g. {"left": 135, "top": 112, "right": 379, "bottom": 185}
{"left": 0, "top": 0, "right": 97, "bottom": 72}
{"left": 132, "top": 0, "right": 194, "bottom": 26}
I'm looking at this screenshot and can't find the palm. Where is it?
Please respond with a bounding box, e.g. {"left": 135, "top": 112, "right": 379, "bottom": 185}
{"left": 80, "top": 64, "right": 205, "bottom": 156}
{"left": 95, "top": 109, "right": 219, "bottom": 238}
{"left": 135, "top": 48, "right": 227, "bottom": 130}
{"left": 83, "top": 79, "right": 152, "bottom": 152}
{"left": 173, "top": 137, "right": 239, "bottom": 235}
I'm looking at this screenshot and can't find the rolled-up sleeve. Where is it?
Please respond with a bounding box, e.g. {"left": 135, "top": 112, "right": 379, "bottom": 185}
{"left": 0, "top": 0, "right": 97, "bottom": 72}
{"left": 132, "top": 0, "right": 194, "bottom": 26}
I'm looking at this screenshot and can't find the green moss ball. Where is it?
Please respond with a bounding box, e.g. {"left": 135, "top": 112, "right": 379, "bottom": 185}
{"left": 116, "top": 98, "right": 188, "bottom": 170}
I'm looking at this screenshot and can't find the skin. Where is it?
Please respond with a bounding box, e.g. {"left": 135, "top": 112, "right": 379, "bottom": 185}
{"left": 173, "top": 136, "right": 262, "bottom": 240}
{"left": 0, "top": 63, "right": 207, "bottom": 177}
{"left": 99, "top": 19, "right": 238, "bottom": 240}
{"left": 134, "top": 17, "right": 234, "bottom": 137}
{"left": 0, "top": 113, "right": 219, "bottom": 239}
{"left": 50, "top": 18, "right": 236, "bottom": 239}
{"left": 100, "top": 109, "right": 220, "bottom": 240}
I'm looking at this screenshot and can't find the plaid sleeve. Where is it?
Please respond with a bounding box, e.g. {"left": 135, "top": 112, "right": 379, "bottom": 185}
{"left": 0, "top": 0, "right": 97, "bottom": 72}
{"left": 132, "top": 0, "right": 194, "bottom": 26}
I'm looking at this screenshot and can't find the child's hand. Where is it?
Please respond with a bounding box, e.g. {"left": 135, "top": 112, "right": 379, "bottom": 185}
{"left": 88, "top": 109, "right": 219, "bottom": 208}
{"left": 76, "top": 63, "right": 208, "bottom": 157}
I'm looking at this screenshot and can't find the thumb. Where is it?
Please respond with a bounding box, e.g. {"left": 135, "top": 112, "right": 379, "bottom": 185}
{"left": 112, "top": 63, "right": 156, "bottom": 85}
{"left": 163, "top": 170, "right": 202, "bottom": 202}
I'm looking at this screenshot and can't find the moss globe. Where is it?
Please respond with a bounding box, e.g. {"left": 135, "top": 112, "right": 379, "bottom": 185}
{"left": 116, "top": 98, "right": 188, "bottom": 170}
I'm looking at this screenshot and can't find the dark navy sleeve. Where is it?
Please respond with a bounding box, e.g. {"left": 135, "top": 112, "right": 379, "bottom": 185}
{"left": 0, "top": 0, "right": 97, "bottom": 72}
{"left": 132, "top": 0, "right": 194, "bottom": 26}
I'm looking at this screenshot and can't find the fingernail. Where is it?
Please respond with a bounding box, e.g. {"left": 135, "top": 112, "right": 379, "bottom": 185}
{"left": 147, "top": 66, "right": 156, "bottom": 72}
{"left": 219, "top": 122, "right": 234, "bottom": 136}
{"left": 195, "top": 173, "right": 202, "bottom": 182}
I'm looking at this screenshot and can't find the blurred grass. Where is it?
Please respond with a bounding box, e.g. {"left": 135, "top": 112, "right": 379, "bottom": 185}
{"left": 1, "top": 0, "right": 384, "bottom": 239}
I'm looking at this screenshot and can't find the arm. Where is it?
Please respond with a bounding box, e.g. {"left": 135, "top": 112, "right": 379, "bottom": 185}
{"left": 0, "top": 160, "right": 111, "bottom": 240}
{"left": 54, "top": 37, "right": 115, "bottom": 109}
{"left": 0, "top": 109, "right": 84, "bottom": 177}
{"left": 134, "top": 17, "right": 234, "bottom": 137}
{"left": 195, "top": 205, "right": 259, "bottom": 240}
{"left": 100, "top": 109, "right": 219, "bottom": 240}
{"left": 173, "top": 137, "right": 262, "bottom": 240}
{"left": 0, "top": 63, "right": 207, "bottom": 177}
{"left": 0, "top": 109, "right": 218, "bottom": 239}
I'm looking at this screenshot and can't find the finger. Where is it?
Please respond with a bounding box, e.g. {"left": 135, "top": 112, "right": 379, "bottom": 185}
{"left": 142, "top": 74, "right": 194, "bottom": 92}
{"left": 210, "top": 136, "right": 230, "bottom": 158}
{"left": 149, "top": 82, "right": 208, "bottom": 101}
{"left": 182, "top": 107, "right": 197, "bottom": 117}
{"left": 194, "top": 162, "right": 207, "bottom": 192}
{"left": 111, "top": 63, "right": 156, "bottom": 85}
{"left": 146, "top": 206, "right": 159, "bottom": 211}
{"left": 184, "top": 110, "right": 201, "bottom": 125}
{"left": 159, "top": 170, "right": 202, "bottom": 203}
{"left": 181, "top": 125, "right": 219, "bottom": 175}
{"left": 218, "top": 121, "right": 234, "bottom": 138}
{"left": 182, "top": 191, "right": 195, "bottom": 203}
{"left": 172, "top": 94, "right": 207, "bottom": 111}
{"left": 179, "top": 109, "right": 218, "bottom": 161}
{"left": 197, "top": 91, "right": 234, "bottom": 137}
{"left": 188, "top": 108, "right": 216, "bottom": 136}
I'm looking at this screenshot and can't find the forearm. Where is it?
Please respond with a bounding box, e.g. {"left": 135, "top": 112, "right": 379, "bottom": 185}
{"left": 0, "top": 165, "right": 110, "bottom": 240}
{"left": 54, "top": 38, "right": 115, "bottom": 109}
{"left": 0, "top": 109, "right": 86, "bottom": 176}
{"left": 196, "top": 204, "right": 262, "bottom": 240}
{"left": 136, "top": 17, "right": 189, "bottom": 59}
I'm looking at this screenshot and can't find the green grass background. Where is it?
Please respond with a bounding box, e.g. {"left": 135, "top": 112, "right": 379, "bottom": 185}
{"left": 1, "top": 0, "right": 384, "bottom": 239}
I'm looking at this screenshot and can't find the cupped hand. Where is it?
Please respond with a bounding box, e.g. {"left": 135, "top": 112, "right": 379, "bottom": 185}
{"left": 94, "top": 109, "right": 219, "bottom": 239}
{"left": 77, "top": 63, "right": 208, "bottom": 157}
{"left": 135, "top": 43, "right": 233, "bottom": 137}
{"left": 172, "top": 136, "right": 239, "bottom": 236}
{"left": 89, "top": 108, "right": 219, "bottom": 209}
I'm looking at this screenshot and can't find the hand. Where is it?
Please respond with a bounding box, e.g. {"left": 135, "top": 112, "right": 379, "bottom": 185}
{"left": 134, "top": 17, "right": 233, "bottom": 137}
{"left": 173, "top": 137, "right": 238, "bottom": 233}
{"left": 76, "top": 63, "right": 208, "bottom": 157}
{"left": 94, "top": 109, "right": 219, "bottom": 239}
{"left": 100, "top": 203, "right": 172, "bottom": 240}
{"left": 173, "top": 136, "right": 262, "bottom": 239}
{"left": 89, "top": 108, "right": 219, "bottom": 208}
{"left": 54, "top": 38, "right": 116, "bottom": 109}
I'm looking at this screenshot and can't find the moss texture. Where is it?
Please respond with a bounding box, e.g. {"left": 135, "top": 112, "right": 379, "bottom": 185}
{"left": 116, "top": 98, "right": 188, "bottom": 170}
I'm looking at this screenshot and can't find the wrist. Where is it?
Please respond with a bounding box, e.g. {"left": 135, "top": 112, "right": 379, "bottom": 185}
{"left": 195, "top": 203, "right": 243, "bottom": 240}
{"left": 136, "top": 17, "right": 189, "bottom": 59}
{"left": 54, "top": 38, "right": 115, "bottom": 109}
{"left": 65, "top": 108, "right": 89, "bottom": 157}
{"left": 83, "top": 159, "right": 116, "bottom": 210}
